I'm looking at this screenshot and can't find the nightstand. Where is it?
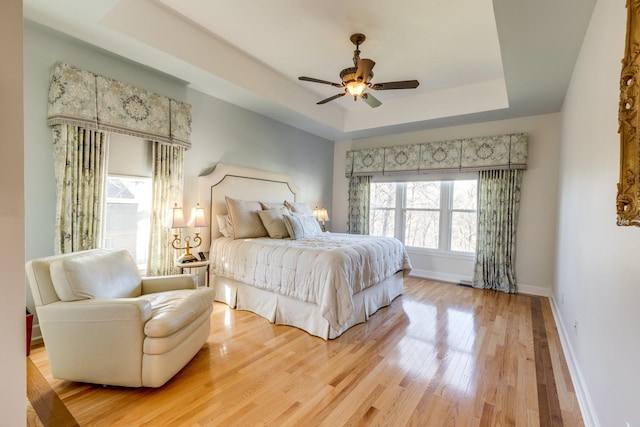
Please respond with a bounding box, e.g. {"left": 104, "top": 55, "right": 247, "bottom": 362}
{"left": 177, "top": 259, "right": 210, "bottom": 287}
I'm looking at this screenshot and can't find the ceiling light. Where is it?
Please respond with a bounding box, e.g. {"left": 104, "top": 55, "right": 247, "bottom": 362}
{"left": 346, "top": 81, "right": 366, "bottom": 98}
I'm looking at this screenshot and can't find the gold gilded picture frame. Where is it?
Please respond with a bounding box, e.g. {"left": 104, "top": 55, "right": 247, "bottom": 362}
{"left": 617, "top": 0, "right": 640, "bottom": 226}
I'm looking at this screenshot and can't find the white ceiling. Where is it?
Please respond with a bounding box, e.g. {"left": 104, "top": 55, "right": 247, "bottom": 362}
{"left": 23, "top": 0, "right": 596, "bottom": 141}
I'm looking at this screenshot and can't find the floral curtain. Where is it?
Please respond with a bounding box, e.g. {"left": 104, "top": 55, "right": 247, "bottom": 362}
{"left": 48, "top": 62, "right": 192, "bottom": 148}
{"left": 147, "top": 143, "right": 184, "bottom": 276}
{"left": 347, "top": 176, "right": 371, "bottom": 235}
{"left": 345, "top": 133, "right": 528, "bottom": 177}
{"left": 52, "top": 125, "right": 108, "bottom": 254}
{"left": 472, "top": 169, "right": 522, "bottom": 293}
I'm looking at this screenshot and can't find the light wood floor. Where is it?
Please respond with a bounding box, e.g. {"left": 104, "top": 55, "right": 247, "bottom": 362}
{"left": 27, "top": 277, "right": 584, "bottom": 426}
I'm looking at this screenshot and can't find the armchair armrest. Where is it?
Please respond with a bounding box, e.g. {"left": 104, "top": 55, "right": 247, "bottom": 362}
{"left": 141, "top": 274, "right": 197, "bottom": 294}
{"left": 37, "top": 298, "right": 152, "bottom": 323}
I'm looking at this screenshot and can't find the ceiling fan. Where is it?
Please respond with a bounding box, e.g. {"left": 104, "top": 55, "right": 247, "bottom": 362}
{"left": 298, "top": 33, "right": 419, "bottom": 108}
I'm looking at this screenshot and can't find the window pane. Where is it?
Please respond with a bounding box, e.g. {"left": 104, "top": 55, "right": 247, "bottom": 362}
{"left": 451, "top": 211, "right": 477, "bottom": 252}
{"left": 104, "top": 177, "right": 152, "bottom": 268}
{"left": 370, "top": 183, "right": 396, "bottom": 208}
{"left": 370, "top": 209, "right": 395, "bottom": 238}
{"left": 452, "top": 180, "right": 477, "bottom": 210}
{"left": 406, "top": 181, "right": 440, "bottom": 209}
{"left": 405, "top": 210, "right": 439, "bottom": 249}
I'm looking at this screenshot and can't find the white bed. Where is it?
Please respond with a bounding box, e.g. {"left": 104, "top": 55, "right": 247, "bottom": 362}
{"left": 198, "top": 163, "right": 411, "bottom": 339}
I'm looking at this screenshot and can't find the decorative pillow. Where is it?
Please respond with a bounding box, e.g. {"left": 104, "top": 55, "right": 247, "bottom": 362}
{"left": 260, "top": 201, "right": 286, "bottom": 210}
{"left": 257, "top": 208, "right": 290, "bottom": 238}
{"left": 284, "top": 200, "right": 314, "bottom": 216}
{"left": 50, "top": 249, "right": 142, "bottom": 301}
{"left": 282, "top": 213, "right": 322, "bottom": 240}
{"left": 216, "top": 214, "right": 232, "bottom": 238}
{"left": 225, "top": 197, "right": 268, "bottom": 239}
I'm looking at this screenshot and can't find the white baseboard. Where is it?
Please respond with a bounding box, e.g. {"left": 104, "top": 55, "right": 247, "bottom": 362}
{"left": 410, "top": 271, "right": 551, "bottom": 297}
{"left": 409, "top": 268, "right": 471, "bottom": 284}
{"left": 31, "top": 323, "right": 42, "bottom": 342}
{"left": 517, "top": 283, "right": 551, "bottom": 297}
{"left": 549, "top": 296, "right": 599, "bottom": 427}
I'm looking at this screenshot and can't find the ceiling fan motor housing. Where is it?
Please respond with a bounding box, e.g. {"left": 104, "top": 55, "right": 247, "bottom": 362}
{"left": 340, "top": 67, "right": 373, "bottom": 84}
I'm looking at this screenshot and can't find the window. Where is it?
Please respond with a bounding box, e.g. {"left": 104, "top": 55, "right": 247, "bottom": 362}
{"left": 369, "top": 182, "right": 396, "bottom": 238}
{"left": 103, "top": 176, "right": 152, "bottom": 269}
{"left": 370, "top": 179, "right": 477, "bottom": 254}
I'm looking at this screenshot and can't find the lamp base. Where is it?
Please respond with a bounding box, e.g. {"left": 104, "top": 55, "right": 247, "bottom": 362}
{"left": 177, "top": 253, "right": 199, "bottom": 263}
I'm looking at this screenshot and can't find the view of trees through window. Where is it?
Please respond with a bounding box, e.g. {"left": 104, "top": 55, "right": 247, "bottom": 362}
{"left": 103, "top": 176, "right": 152, "bottom": 269}
{"left": 370, "top": 180, "right": 477, "bottom": 253}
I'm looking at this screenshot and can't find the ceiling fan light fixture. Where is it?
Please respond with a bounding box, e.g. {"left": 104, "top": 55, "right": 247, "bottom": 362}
{"left": 346, "top": 81, "right": 366, "bottom": 97}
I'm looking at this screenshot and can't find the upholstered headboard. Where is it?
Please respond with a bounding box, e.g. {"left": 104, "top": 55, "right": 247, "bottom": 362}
{"left": 198, "top": 163, "right": 299, "bottom": 249}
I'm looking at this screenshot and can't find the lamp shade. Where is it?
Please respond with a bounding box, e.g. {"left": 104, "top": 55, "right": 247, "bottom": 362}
{"left": 171, "top": 205, "right": 188, "bottom": 229}
{"left": 313, "top": 207, "right": 329, "bottom": 221}
{"left": 189, "top": 203, "right": 208, "bottom": 228}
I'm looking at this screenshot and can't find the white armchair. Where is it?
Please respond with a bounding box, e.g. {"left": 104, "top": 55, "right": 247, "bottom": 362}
{"left": 26, "top": 248, "right": 215, "bottom": 388}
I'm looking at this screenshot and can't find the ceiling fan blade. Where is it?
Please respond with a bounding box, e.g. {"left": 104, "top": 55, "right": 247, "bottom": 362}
{"left": 355, "top": 59, "right": 376, "bottom": 83}
{"left": 370, "top": 80, "right": 420, "bottom": 90}
{"left": 361, "top": 92, "right": 382, "bottom": 108}
{"left": 299, "top": 76, "right": 343, "bottom": 88}
{"left": 317, "top": 92, "right": 346, "bottom": 105}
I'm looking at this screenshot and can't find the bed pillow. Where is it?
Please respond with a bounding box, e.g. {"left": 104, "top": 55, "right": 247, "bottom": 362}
{"left": 257, "top": 208, "right": 290, "bottom": 238}
{"left": 216, "top": 214, "right": 232, "bottom": 238}
{"left": 260, "top": 201, "right": 286, "bottom": 210}
{"left": 284, "top": 200, "right": 314, "bottom": 216}
{"left": 225, "top": 197, "right": 268, "bottom": 239}
{"left": 282, "top": 213, "right": 322, "bottom": 240}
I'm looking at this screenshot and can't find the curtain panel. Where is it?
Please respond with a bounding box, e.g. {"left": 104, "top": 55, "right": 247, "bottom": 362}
{"left": 147, "top": 143, "right": 185, "bottom": 276}
{"left": 47, "top": 62, "right": 192, "bottom": 149}
{"left": 472, "top": 169, "right": 523, "bottom": 293}
{"left": 345, "top": 133, "right": 527, "bottom": 177}
{"left": 347, "top": 176, "right": 371, "bottom": 235}
{"left": 52, "top": 125, "right": 108, "bottom": 254}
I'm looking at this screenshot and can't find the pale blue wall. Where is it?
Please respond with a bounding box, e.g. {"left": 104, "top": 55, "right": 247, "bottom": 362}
{"left": 24, "top": 21, "right": 333, "bottom": 312}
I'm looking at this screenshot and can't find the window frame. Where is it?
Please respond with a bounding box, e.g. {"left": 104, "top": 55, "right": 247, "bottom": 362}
{"left": 370, "top": 174, "right": 478, "bottom": 256}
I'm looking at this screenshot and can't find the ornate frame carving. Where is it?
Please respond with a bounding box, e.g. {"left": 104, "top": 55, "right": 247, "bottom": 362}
{"left": 618, "top": 0, "right": 640, "bottom": 226}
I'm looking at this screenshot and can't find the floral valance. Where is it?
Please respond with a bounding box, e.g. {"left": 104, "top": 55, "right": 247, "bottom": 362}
{"left": 47, "top": 62, "right": 191, "bottom": 149}
{"left": 345, "top": 133, "right": 527, "bottom": 177}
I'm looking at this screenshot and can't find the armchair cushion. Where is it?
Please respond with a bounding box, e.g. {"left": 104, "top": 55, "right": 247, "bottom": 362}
{"left": 50, "top": 249, "right": 142, "bottom": 301}
{"left": 140, "top": 288, "right": 214, "bottom": 337}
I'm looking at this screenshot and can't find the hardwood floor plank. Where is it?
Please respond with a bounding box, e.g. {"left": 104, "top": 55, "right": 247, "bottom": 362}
{"left": 26, "top": 357, "right": 79, "bottom": 427}
{"left": 27, "top": 278, "right": 584, "bottom": 426}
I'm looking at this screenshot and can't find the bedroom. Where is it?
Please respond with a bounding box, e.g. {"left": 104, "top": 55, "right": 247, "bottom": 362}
{"left": 2, "top": 0, "right": 639, "bottom": 426}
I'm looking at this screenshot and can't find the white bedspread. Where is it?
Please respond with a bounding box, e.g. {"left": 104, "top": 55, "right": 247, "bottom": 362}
{"left": 210, "top": 233, "right": 412, "bottom": 330}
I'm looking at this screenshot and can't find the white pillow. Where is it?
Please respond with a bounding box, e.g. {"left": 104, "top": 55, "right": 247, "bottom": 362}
{"left": 216, "top": 214, "right": 232, "bottom": 238}
{"left": 257, "top": 208, "right": 290, "bottom": 238}
{"left": 284, "top": 200, "right": 314, "bottom": 216}
{"left": 225, "top": 197, "right": 268, "bottom": 239}
{"left": 282, "top": 213, "right": 322, "bottom": 240}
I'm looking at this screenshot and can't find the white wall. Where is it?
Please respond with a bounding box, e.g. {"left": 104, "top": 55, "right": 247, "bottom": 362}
{"left": 0, "top": 0, "right": 25, "bottom": 425}
{"left": 24, "top": 21, "right": 333, "bottom": 332}
{"left": 556, "top": 0, "right": 640, "bottom": 425}
{"left": 333, "top": 113, "right": 562, "bottom": 295}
